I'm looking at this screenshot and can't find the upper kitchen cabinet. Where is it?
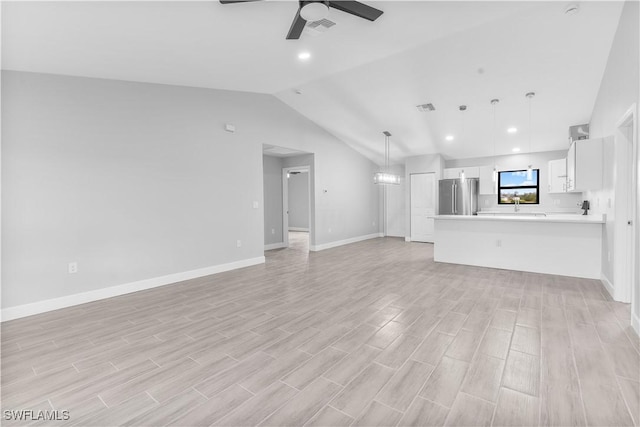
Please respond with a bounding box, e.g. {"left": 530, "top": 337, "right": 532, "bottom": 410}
{"left": 479, "top": 165, "right": 496, "bottom": 195}
{"left": 548, "top": 158, "right": 568, "bottom": 193}
{"left": 443, "top": 167, "right": 480, "bottom": 180}
{"left": 566, "top": 138, "right": 603, "bottom": 192}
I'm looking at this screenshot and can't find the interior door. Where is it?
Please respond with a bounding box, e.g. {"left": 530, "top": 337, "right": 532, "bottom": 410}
{"left": 411, "top": 173, "right": 436, "bottom": 243}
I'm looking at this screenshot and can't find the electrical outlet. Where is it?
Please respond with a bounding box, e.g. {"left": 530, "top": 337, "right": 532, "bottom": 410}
{"left": 372, "top": 221, "right": 376, "bottom": 227}
{"left": 271, "top": 228, "right": 275, "bottom": 235}
{"left": 252, "top": 201, "right": 259, "bottom": 209}
{"left": 496, "top": 240, "right": 502, "bottom": 248}
{"left": 328, "top": 228, "right": 332, "bottom": 233}
{"left": 236, "top": 240, "right": 242, "bottom": 247}
{"left": 484, "top": 199, "right": 489, "bottom": 206}
{"left": 68, "top": 262, "right": 78, "bottom": 274}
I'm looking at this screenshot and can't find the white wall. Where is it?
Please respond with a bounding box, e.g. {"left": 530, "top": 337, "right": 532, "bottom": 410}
{"left": 404, "top": 154, "right": 445, "bottom": 239}
{"left": 384, "top": 164, "right": 405, "bottom": 237}
{"left": 288, "top": 172, "right": 309, "bottom": 230}
{"left": 585, "top": 0, "right": 639, "bottom": 314}
{"left": 446, "top": 150, "right": 583, "bottom": 213}
{"left": 263, "top": 155, "right": 284, "bottom": 246}
{"left": 2, "top": 71, "right": 379, "bottom": 312}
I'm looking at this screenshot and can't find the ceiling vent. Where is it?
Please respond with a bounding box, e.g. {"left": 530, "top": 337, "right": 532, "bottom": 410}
{"left": 416, "top": 103, "right": 436, "bottom": 112}
{"left": 304, "top": 18, "right": 336, "bottom": 36}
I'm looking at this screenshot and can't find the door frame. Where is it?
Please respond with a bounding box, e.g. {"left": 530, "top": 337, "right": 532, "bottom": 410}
{"left": 614, "top": 104, "right": 637, "bottom": 307}
{"left": 282, "top": 166, "right": 311, "bottom": 249}
{"left": 409, "top": 172, "right": 436, "bottom": 243}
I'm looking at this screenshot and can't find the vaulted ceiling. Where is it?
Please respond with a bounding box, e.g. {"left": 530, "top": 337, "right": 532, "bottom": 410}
{"left": 2, "top": 1, "right": 625, "bottom": 164}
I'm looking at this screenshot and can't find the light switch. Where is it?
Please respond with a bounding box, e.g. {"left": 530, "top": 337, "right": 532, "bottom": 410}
{"left": 252, "top": 201, "right": 259, "bottom": 209}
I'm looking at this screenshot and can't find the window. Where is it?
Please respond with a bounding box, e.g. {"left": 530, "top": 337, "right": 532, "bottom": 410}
{"left": 498, "top": 169, "right": 539, "bottom": 204}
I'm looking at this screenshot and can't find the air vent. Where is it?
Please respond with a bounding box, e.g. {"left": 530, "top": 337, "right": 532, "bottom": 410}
{"left": 416, "top": 103, "right": 436, "bottom": 112}
{"left": 304, "top": 18, "right": 336, "bottom": 36}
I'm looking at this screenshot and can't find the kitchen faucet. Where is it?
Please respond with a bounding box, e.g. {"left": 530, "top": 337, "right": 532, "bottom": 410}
{"left": 514, "top": 197, "right": 520, "bottom": 212}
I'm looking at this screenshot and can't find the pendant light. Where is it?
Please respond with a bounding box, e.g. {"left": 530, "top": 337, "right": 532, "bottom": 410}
{"left": 491, "top": 98, "right": 499, "bottom": 185}
{"left": 373, "top": 131, "right": 400, "bottom": 185}
{"left": 526, "top": 91, "right": 535, "bottom": 180}
{"left": 459, "top": 105, "right": 467, "bottom": 181}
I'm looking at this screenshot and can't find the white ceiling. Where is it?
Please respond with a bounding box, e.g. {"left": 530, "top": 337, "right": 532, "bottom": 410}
{"left": 2, "top": 1, "right": 625, "bottom": 164}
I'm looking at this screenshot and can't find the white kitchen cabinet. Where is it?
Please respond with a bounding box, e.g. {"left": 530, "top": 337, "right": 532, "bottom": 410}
{"left": 443, "top": 167, "right": 480, "bottom": 180}
{"left": 566, "top": 138, "right": 602, "bottom": 192}
{"left": 548, "top": 158, "right": 568, "bottom": 193}
{"left": 479, "top": 165, "right": 496, "bottom": 195}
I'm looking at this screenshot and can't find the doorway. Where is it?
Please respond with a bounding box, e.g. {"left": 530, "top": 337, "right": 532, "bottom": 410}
{"left": 410, "top": 173, "right": 436, "bottom": 243}
{"left": 283, "top": 166, "right": 311, "bottom": 251}
{"left": 615, "top": 105, "right": 638, "bottom": 315}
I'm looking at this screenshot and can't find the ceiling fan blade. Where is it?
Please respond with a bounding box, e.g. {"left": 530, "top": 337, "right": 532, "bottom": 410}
{"left": 328, "top": 1, "right": 383, "bottom": 21}
{"left": 219, "top": 0, "right": 262, "bottom": 4}
{"left": 286, "top": 9, "right": 307, "bottom": 40}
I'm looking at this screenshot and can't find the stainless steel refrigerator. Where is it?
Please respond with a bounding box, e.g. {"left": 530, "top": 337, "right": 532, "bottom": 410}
{"left": 438, "top": 178, "right": 479, "bottom": 215}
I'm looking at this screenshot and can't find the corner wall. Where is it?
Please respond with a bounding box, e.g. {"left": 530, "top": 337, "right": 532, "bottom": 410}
{"left": 263, "top": 155, "right": 284, "bottom": 246}
{"left": 1, "top": 71, "right": 379, "bottom": 318}
{"left": 586, "top": 0, "right": 639, "bottom": 325}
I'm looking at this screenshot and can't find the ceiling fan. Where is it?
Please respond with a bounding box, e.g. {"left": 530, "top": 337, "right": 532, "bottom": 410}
{"left": 219, "top": 0, "right": 384, "bottom": 40}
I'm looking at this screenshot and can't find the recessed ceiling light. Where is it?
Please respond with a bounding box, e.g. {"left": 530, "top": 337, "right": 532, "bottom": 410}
{"left": 298, "top": 52, "right": 311, "bottom": 61}
{"left": 445, "top": 135, "right": 454, "bottom": 141}
{"left": 512, "top": 147, "right": 521, "bottom": 152}
{"left": 507, "top": 127, "right": 518, "bottom": 134}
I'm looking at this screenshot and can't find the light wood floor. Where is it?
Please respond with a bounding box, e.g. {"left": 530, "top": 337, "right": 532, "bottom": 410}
{"left": 2, "top": 235, "right": 639, "bottom": 426}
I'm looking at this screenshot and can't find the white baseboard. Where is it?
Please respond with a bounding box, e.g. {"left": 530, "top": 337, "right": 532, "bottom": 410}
{"left": 601, "top": 274, "right": 615, "bottom": 299}
{"left": 288, "top": 227, "right": 309, "bottom": 232}
{"left": 310, "top": 233, "right": 383, "bottom": 252}
{"left": 632, "top": 311, "right": 640, "bottom": 336}
{"left": 264, "top": 242, "right": 286, "bottom": 250}
{"left": 0, "top": 256, "right": 266, "bottom": 322}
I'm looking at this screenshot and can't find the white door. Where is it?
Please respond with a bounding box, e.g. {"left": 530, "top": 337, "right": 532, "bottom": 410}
{"left": 410, "top": 173, "right": 436, "bottom": 243}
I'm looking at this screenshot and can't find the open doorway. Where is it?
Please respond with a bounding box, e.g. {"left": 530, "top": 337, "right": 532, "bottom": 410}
{"left": 283, "top": 166, "right": 311, "bottom": 252}
{"left": 262, "top": 145, "right": 314, "bottom": 254}
{"left": 614, "top": 105, "right": 638, "bottom": 324}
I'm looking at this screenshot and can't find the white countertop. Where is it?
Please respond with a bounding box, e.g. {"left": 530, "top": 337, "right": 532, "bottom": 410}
{"left": 434, "top": 213, "right": 605, "bottom": 224}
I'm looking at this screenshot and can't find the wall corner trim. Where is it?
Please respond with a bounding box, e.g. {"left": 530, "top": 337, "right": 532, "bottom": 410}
{"left": 0, "top": 256, "right": 266, "bottom": 322}
{"left": 309, "top": 233, "right": 383, "bottom": 252}
{"left": 600, "top": 274, "right": 615, "bottom": 300}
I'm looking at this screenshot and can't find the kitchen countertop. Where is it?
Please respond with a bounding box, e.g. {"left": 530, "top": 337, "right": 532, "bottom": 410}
{"left": 434, "top": 213, "right": 605, "bottom": 224}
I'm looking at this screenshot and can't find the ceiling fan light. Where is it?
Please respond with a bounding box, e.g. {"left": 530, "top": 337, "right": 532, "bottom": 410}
{"left": 300, "top": 2, "right": 330, "bottom": 21}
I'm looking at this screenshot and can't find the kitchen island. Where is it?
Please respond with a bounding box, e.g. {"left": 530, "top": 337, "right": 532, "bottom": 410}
{"left": 433, "top": 214, "right": 605, "bottom": 279}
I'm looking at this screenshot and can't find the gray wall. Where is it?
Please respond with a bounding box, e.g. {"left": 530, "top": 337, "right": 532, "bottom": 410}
{"left": 263, "top": 155, "right": 284, "bottom": 245}
{"left": 585, "top": 0, "right": 639, "bottom": 314}
{"left": 385, "top": 164, "right": 405, "bottom": 237}
{"left": 2, "top": 71, "right": 379, "bottom": 309}
{"left": 446, "top": 150, "right": 583, "bottom": 212}
{"left": 288, "top": 172, "right": 309, "bottom": 230}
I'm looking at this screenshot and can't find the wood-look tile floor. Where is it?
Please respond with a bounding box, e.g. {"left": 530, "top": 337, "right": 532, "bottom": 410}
{"left": 2, "top": 234, "right": 639, "bottom": 426}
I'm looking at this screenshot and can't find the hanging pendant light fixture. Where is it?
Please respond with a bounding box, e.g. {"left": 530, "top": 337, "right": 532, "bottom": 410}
{"left": 526, "top": 91, "right": 535, "bottom": 180}
{"left": 491, "top": 98, "right": 500, "bottom": 184}
{"left": 459, "top": 105, "right": 467, "bottom": 181}
{"left": 373, "top": 131, "right": 400, "bottom": 185}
